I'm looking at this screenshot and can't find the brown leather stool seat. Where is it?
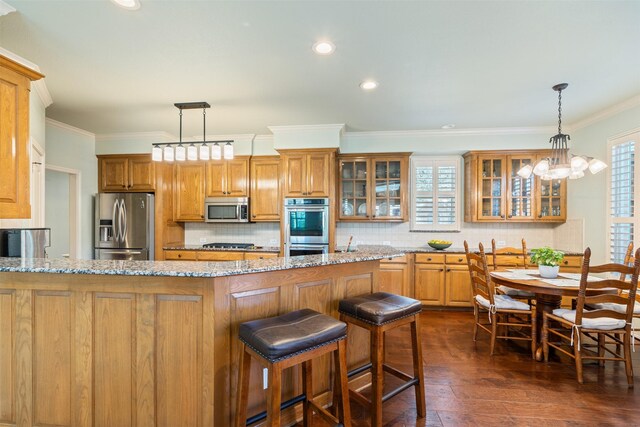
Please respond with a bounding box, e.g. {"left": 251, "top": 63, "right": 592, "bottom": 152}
{"left": 339, "top": 292, "right": 422, "bottom": 325}
{"left": 339, "top": 292, "right": 425, "bottom": 427}
{"left": 239, "top": 308, "right": 347, "bottom": 362}
{"left": 235, "top": 309, "right": 352, "bottom": 427}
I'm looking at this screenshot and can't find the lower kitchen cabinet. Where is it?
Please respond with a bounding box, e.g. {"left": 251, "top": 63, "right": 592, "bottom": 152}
{"left": 163, "top": 249, "right": 278, "bottom": 261}
{"left": 379, "top": 255, "right": 412, "bottom": 297}
{"left": 414, "top": 253, "right": 473, "bottom": 307}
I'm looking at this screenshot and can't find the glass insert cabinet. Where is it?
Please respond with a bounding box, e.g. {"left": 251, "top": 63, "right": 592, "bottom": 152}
{"left": 338, "top": 154, "right": 409, "bottom": 221}
{"left": 463, "top": 150, "right": 566, "bottom": 223}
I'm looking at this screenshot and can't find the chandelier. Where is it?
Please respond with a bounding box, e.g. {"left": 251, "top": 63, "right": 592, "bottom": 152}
{"left": 151, "top": 102, "right": 234, "bottom": 162}
{"left": 517, "top": 83, "right": 606, "bottom": 180}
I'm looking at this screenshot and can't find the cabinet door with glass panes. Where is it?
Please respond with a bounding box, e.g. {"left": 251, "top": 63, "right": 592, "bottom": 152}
{"left": 506, "top": 155, "right": 535, "bottom": 220}
{"left": 536, "top": 153, "right": 567, "bottom": 221}
{"left": 373, "top": 158, "right": 406, "bottom": 220}
{"left": 339, "top": 158, "right": 371, "bottom": 220}
{"left": 477, "top": 155, "right": 507, "bottom": 220}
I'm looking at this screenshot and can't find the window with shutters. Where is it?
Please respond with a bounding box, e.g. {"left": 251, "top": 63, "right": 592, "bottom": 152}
{"left": 607, "top": 131, "right": 640, "bottom": 263}
{"left": 411, "top": 156, "right": 461, "bottom": 231}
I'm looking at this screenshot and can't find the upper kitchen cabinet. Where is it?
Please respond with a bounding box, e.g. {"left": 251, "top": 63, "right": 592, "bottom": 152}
{"left": 280, "top": 149, "right": 335, "bottom": 198}
{"left": 250, "top": 156, "right": 281, "bottom": 221}
{"left": 98, "top": 154, "right": 155, "bottom": 192}
{"left": 174, "top": 162, "right": 206, "bottom": 221}
{"left": 0, "top": 55, "right": 44, "bottom": 219}
{"left": 338, "top": 154, "right": 409, "bottom": 221}
{"left": 463, "top": 150, "right": 566, "bottom": 223}
{"left": 205, "top": 156, "right": 249, "bottom": 197}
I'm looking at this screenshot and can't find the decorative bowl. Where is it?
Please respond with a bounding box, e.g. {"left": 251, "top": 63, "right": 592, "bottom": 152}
{"left": 428, "top": 241, "right": 452, "bottom": 250}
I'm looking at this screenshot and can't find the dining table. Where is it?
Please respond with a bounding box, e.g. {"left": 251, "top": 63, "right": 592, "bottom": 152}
{"left": 489, "top": 269, "right": 616, "bottom": 361}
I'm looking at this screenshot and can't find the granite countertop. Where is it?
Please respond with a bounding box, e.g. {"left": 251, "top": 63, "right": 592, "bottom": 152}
{"left": 163, "top": 245, "right": 280, "bottom": 253}
{"left": 0, "top": 247, "right": 403, "bottom": 278}
{"left": 339, "top": 245, "right": 583, "bottom": 256}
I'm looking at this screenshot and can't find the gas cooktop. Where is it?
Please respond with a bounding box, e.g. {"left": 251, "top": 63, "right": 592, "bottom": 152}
{"left": 202, "top": 243, "right": 255, "bottom": 249}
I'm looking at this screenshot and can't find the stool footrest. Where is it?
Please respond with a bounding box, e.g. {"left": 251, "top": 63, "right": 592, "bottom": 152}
{"left": 245, "top": 393, "right": 305, "bottom": 426}
{"left": 382, "top": 378, "right": 420, "bottom": 403}
{"left": 347, "top": 362, "right": 372, "bottom": 378}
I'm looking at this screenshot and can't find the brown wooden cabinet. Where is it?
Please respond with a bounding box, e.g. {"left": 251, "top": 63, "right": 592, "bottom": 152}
{"left": 205, "top": 157, "right": 249, "bottom": 197}
{"left": 163, "top": 249, "right": 279, "bottom": 261}
{"left": 414, "top": 253, "right": 472, "bottom": 307}
{"left": 0, "top": 55, "right": 44, "bottom": 218}
{"left": 174, "top": 162, "right": 206, "bottom": 221}
{"left": 464, "top": 150, "right": 566, "bottom": 223}
{"left": 337, "top": 154, "right": 409, "bottom": 221}
{"left": 250, "top": 156, "right": 281, "bottom": 221}
{"left": 280, "top": 149, "right": 335, "bottom": 198}
{"left": 379, "top": 255, "right": 412, "bottom": 297}
{"left": 98, "top": 154, "right": 155, "bottom": 192}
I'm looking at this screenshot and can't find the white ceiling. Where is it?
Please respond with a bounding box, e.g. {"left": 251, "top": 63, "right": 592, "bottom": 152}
{"left": 1, "top": 0, "right": 639, "bottom": 136}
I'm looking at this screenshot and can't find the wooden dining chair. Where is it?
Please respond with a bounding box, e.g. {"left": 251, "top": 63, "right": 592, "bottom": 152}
{"left": 491, "top": 238, "right": 535, "bottom": 301}
{"left": 464, "top": 241, "right": 536, "bottom": 358}
{"left": 542, "top": 247, "right": 640, "bottom": 387}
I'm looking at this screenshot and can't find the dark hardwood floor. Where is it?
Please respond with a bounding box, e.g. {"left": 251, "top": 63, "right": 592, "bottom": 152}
{"left": 299, "top": 310, "right": 640, "bottom": 426}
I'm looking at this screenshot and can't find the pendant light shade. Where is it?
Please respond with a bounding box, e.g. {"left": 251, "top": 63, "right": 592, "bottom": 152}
{"left": 175, "top": 144, "right": 186, "bottom": 161}
{"left": 199, "top": 143, "right": 210, "bottom": 160}
{"left": 187, "top": 144, "right": 198, "bottom": 161}
{"left": 517, "top": 83, "right": 607, "bottom": 180}
{"left": 211, "top": 143, "right": 222, "bottom": 160}
{"left": 152, "top": 145, "right": 163, "bottom": 161}
{"left": 223, "top": 142, "right": 234, "bottom": 160}
{"left": 163, "top": 145, "right": 174, "bottom": 162}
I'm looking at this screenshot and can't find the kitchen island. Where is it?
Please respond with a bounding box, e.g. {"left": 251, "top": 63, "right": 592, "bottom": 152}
{"left": 0, "top": 248, "right": 402, "bottom": 427}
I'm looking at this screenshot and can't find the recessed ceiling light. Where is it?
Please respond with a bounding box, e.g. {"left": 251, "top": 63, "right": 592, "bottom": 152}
{"left": 359, "top": 80, "right": 379, "bottom": 90}
{"left": 441, "top": 124, "right": 456, "bottom": 129}
{"left": 312, "top": 41, "right": 335, "bottom": 55}
{"left": 110, "top": 0, "right": 140, "bottom": 10}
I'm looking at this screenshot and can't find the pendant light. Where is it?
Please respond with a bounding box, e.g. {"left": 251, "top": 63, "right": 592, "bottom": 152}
{"left": 517, "top": 84, "right": 607, "bottom": 180}
{"left": 151, "top": 102, "right": 235, "bottom": 162}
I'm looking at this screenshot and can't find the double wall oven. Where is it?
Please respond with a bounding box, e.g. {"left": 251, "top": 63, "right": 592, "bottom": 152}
{"left": 284, "top": 198, "right": 330, "bottom": 257}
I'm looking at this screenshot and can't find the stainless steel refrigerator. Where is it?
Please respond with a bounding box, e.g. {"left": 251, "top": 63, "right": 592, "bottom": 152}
{"left": 94, "top": 193, "right": 154, "bottom": 260}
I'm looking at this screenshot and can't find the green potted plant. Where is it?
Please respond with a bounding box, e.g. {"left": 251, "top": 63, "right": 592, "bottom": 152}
{"left": 530, "top": 247, "right": 565, "bottom": 278}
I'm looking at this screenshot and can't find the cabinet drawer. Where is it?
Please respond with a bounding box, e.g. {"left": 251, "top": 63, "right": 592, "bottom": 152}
{"left": 526, "top": 255, "right": 582, "bottom": 268}
{"left": 197, "top": 251, "right": 245, "bottom": 261}
{"left": 445, "top": 254, "right": 467, "bottom": 265}
{"left": 415, "top": 253, "right": 445, "bottom": 264}
{"left": 494, "top": 255, "right": 527, "bottom": 267}
{"left": 244, "top": 252, "right": 279, "bottom": 260}
{"left": 164, "top": 250, "right": 197, "bottom": 261}
{"left": 380, "top": 255, "right": 408, "bottom": 264}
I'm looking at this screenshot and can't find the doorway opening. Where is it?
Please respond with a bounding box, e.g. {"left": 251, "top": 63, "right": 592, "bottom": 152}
{"left": 45, "top": 165, "right": 81, "bottom": 258}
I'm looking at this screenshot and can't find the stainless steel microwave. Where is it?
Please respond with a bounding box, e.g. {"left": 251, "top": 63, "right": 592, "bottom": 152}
{"left": 205, "top": 197, "right": 249, "bottom": 223}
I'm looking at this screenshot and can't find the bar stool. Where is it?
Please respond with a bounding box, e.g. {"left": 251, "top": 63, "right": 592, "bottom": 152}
{"left": 235, "top": 308, "right": 351, "bottom": 427}
{"left": 338, "top": 292, "right": 425, "bottom": 427}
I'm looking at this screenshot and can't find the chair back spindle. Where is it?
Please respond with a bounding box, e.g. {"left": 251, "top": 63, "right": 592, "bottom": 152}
{"left": 464, "top": 241, "right": 494, "bottom": 304}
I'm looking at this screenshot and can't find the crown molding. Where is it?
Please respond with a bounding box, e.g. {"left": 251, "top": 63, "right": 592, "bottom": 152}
{"left": 0, "top": 46, "right": 52, "bottom": 107}
{"left": 343, "top": 126, "right": 554, "bottom": 141}
{"left": 571, "top": 94, "right": 640, "bottom": 132}
{"left": 46, "top": 118, "right": 95, "bottom": 138}
{"left": 95, "top": 131, "right": 175, "bottom": 143}
{"left": 254, "top": 134, "right": 274, "bottom": 143}
{"left": 0, "top": 1, "right": 16, "bottom": 16}
{"left": 268, "top": 124, "right": 345, "bottom": 134}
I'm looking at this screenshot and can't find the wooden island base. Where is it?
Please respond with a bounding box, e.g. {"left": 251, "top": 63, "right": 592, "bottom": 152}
{"left": 0, "top": 260, "right": 379, "bottom": 427}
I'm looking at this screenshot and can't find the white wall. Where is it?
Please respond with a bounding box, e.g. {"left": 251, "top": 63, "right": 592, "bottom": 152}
{"left": 567, "top": 104, "right": 640, "bottom": 264}
{"left": 45, "top": 119, "right": 97, "bottom": 259}
{"left": 45, "top": 170, "right": 70, "bottom": 258}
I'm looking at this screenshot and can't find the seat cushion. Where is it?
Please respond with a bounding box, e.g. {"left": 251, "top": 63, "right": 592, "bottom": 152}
{"left": 551, "top": 308, "right": 626, "bottom": 330}
{"left": 497, "top": 285, "right": 535, "bottom": 298}
{"left": 338, "top": 292, "right": 422, "bottom": 325}
{"left": 239, "top": 308, "right": 346, "bottom": 362}
{"left": 591, "top": 301, "right": 640, "bottom": 315}
{"left": 476, "top": 294, "right": 530, "bottom": 311}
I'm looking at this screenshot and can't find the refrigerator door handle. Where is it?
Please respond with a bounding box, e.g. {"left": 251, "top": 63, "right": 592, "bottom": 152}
{"left": 112, "top": 198, "right": 120, "bottom": 242}
{"left": 120, "top": 199, "right": 128, "bottom": 244}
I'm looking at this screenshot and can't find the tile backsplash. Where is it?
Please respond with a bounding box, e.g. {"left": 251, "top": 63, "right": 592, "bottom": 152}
{"left": 185, "top": 220, "right": 578, "bottom": 252}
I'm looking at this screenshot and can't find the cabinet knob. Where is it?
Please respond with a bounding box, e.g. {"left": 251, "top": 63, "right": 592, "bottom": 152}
{"left": 372, "top": 215, "right": 376, "bottom": 218}
{"left": 507, "top": 214, "right": 512, "bottom": 219}
{"left": 427, "top": 257, "right": 432, "bottom": 261}
{"left": 458, "top": 258, "right": 463, "bottom": 262}
{"left": 440, "top": 268, "right": 444, "bottom": 272}
{"left": 500, "top": 214, "right": 505, "bottom": 219}
{"left": 200, "top": 215, "right": 204, "bottom": 219}
{"left": 252, "top": 215, "right": 256, "bottom": 218}
{"left": 538, "top": 214, "right": 542, "bottom": 218}
{"left": 446, "top": 268, "right": 451, "bottom": 272}
{"left": 564, "top": 260, "right": 568, "bottom": 265}
{"left": 122, "top": 185, "right": 126, "bottom": 188}
{"left": 178, "top": 254, "right": 182, "bottom": 258}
